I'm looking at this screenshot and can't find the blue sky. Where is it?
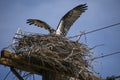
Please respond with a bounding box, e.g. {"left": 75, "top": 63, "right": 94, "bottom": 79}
{"left": 0, "top": 0, "right": 120, "bottom": 79}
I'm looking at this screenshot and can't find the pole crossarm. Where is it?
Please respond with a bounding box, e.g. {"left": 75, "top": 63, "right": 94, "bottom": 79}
{"left": 0, "top": 50, "right": 43, "bottom": 75}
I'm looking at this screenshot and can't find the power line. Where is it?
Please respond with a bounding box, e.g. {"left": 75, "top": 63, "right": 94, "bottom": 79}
{"left": 90, "top": 51, "right": 120, "bottom": 61}
{"left": 68, "top": 22, "right": 120, "bottom": 39}
{"left": 105, "top": 75, "right": 120, "bottom": 80}
{"left": 3, "top": 70, "right": 11, "bottom": 80}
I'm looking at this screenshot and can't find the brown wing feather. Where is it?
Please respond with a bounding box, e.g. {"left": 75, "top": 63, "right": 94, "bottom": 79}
{"left": 56, "top": 4, "right": 88, "bottom": 36}
{"left": 27, "top": 19, "right": 55, "bottom": 33}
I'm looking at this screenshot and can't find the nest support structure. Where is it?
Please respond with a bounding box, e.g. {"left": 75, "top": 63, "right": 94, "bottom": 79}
{"left": 1, "top": 33, "right": 95, "bottom": 80}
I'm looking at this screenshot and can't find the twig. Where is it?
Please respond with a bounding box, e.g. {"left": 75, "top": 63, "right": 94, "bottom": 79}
{"left": 76, "top": 31, "right": 85, "bottom": 42}
{"left": 63, "top": 48, "right": 74, "bottom": 61}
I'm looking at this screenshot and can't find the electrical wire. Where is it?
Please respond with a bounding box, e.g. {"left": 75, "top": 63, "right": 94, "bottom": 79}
{"left": 90, "top": 51, "right": 120, "bottom": 61}
{"left": 3, "top": 70, "right": 11, "bottom": 80}
{"left": 68, "top": 22, "right": 120, "bottom": 39}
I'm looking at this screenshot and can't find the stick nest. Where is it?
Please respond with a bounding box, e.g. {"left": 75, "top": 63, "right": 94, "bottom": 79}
{"left": 13, "top": 33, "right": 93, "bottom": 79}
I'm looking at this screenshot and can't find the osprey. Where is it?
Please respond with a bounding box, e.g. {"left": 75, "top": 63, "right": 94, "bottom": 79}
{"left": 27, "top": 4, "right": 87, "bottom": 36}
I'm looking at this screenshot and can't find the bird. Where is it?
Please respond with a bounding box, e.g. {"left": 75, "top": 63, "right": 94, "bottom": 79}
{"left": 27, "top": 4, "right": 87, "bottom": 37}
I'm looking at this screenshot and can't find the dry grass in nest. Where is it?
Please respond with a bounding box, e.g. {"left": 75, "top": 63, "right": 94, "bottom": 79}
{"left": 11, "top": 33, "right": 93, "bottom": 79}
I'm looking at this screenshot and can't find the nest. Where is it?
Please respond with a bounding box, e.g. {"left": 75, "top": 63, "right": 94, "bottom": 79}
{"left": 12, "top": 33, "right": 93, "bottom": 79}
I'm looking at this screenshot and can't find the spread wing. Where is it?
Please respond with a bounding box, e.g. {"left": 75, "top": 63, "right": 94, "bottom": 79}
{"left": 56, "top": 4, "right": 87, "bottom": 36}
{"left": 27, "top": 19, "right": 55, "bottom": 33}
